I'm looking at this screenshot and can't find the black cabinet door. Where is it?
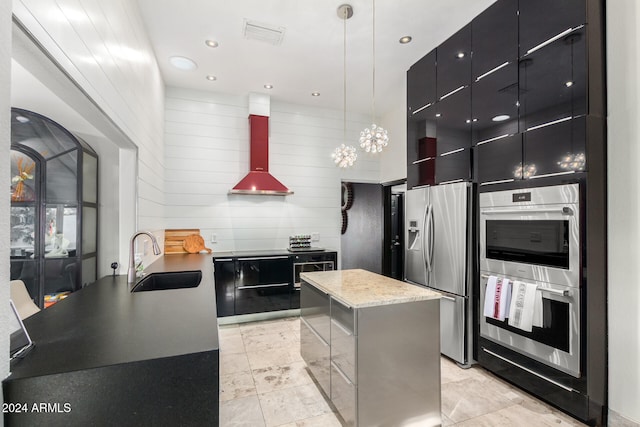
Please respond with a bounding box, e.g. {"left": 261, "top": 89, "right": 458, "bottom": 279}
{"left": 407, "top": 104, "right": 437, "bottom": 189}
{"left": 472, "top": 0, "right": 518, "bottom": 80}
{"left": 437, "top": 24, "right": 471, "bottom": 100}
{"left": 436, "top": 149, "right": 471, "bottom": 184}
{"left": 407, "top": 51, "right": 437, "bottom": 115}
{"left": 235, "top": 257, "right": 291, "bottom": 315}
{"left": 472, "top": 61, "right": 519, "bottom": 144}
{"left": 436, "top": 86, "right": 471, "bottom": 155}
{"left": 523, "top": 116, "right": 586, "bottom": 178}
{"left": 214, "top": 259, "right": 235, "bottom": 317}
{"left": 519, "top": 26, "right": 587, "bottom": 132}
{"left": 519, "top": 0, "right": 586, "bottom": 58}
{"left": 475, "top": 133, "right": 523, "bottom": 184}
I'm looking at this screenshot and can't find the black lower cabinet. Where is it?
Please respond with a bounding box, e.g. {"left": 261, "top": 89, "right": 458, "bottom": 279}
{"left": 235, "top": 285, "right": 291, "bottom": 315}
{"left": 214, "top": 259, "right": 235, "bottom": 317}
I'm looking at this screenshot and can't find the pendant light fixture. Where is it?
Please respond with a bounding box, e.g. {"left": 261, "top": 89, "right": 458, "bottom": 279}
{"left": 359, "top": 0, "right": 389, "bottom": 153}
{"left": 331, "top": 4, "right": 358, "bottom": 168}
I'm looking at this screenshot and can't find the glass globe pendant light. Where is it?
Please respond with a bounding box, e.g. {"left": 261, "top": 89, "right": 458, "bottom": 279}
{"left": 359, "top": 0, "right": 389, "bottom": 153}
{"left": 331, "top": 4, "right": 357, "bottom": 168}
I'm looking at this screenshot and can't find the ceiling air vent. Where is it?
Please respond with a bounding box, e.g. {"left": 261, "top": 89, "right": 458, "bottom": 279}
{"left": 243, "top": 20, "right": 286, "bottom": 45}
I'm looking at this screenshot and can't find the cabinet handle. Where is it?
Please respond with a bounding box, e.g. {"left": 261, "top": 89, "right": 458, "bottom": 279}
{"left": 215, "top": 258, "right": 234, "bottom": 262}
{"left": 331, "top": 361, "right": 354, "bottom": 386}
{"left": 301, "top": 318, "right": 329, "bottom": 347}
{"left": 440, "top": 295, "right": 456, "bottom": 302}
{"left": 237, "top": 256, "right": 289, "bottom": 261}
{"left": 331, "top": 318, "right": 353, "bottom": 336}
{"left": 237, "top": 283, "right": 289, "bottom": 290}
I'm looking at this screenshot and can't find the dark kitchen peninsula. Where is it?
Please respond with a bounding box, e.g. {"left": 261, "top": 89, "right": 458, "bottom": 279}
{"left": 3, "top": 254, "right": 219, "bottom": 426}
{"left": 213, "top": 249, "right": 337, "bottom": 317}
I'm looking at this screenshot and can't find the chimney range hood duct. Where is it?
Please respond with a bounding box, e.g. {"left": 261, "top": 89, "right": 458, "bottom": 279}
{"left": 230, "top": 94, "right": 293, "bottom": 195}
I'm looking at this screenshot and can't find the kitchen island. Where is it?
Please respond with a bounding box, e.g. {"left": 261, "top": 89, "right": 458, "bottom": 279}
{"left": 3, "top": 254, "right": 219, "bottom": 426}
{"left": 300, "top": 269, "right": 442, "bottom": 426}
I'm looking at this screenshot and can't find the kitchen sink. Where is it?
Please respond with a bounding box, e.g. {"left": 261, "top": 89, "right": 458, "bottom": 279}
{"left": 131, "top": 270, "right": 202, "bottom": 292}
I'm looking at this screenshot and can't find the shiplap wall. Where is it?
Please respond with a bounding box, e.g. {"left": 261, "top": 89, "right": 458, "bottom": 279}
{"left": 13, "top": 0, "right": 166, "bottom": 233}
{"left": 1, "top": 0, "right": 12, "bottom": 382}
{"left": 164, "top": 87, "right": 380, "bottom": 252}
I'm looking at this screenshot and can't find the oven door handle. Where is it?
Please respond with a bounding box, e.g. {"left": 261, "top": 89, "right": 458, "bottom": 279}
{"left": 480, "top": 274, "right": 571, "bottom": 297}
{"left": 480, "top": 207, "right": 574, "bottom": 216}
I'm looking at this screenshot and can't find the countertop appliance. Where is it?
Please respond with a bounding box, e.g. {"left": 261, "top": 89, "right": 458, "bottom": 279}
{"left": 404, "top": 181, "right": 474, "bottom": 366}
{"left": 477, "top": 183, "right": 588, "bottom": 422}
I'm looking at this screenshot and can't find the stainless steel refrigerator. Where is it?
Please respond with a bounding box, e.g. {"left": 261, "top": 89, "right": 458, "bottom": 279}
{"left": 405, "top": 182, "right": 473, "bottom": 366}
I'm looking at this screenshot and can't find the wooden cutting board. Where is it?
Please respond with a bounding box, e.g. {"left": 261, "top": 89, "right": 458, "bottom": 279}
{"left": 164, "top": 229, "right": 212, "bottom": 254}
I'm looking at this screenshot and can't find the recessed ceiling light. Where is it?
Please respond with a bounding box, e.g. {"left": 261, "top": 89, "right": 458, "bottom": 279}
{"left": 169, "top": 56, "right": 197, "bottom": 71}
{"left": 565, "top": 81, "right": 574, "bottom": 87}
{"left": 399, "top": 36, "right": 412, "bottom": 44}
{"left": 473, "top": 118, "right": 478, "bottom": 122}
{"left": 456, "top": 52, "right": 465, "bottom": 59}
{"left": 206, "top": 75, "right": 217, "bottom": 81}
{"left": 264, "top": 84, "right": 273, "bottom": 89}
{"left": 492, "top": 114, "right": 511, "bottom": 122}
{"left": 205, "top": 40, "right": 219, "bottom": 48}
{"left": 311, "top": 92, "right": 320, "bottom": 97}
{"left": 466, "top": 119, "right": 471, "bottom": 124}
{"left": 435, "top": 113, "right": 441, "bottom": 118}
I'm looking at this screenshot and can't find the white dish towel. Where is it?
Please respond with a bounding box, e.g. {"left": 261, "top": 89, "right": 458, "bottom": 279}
{"left": 483, "top": 276, "right": 512, "bottom": 321}
{"left": 508, "top": 281, "right": 539, "bottom": 332}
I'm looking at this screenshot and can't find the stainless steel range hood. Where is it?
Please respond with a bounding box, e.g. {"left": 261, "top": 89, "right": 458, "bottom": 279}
{"left": 230, "top": 94, "right": 293, "bottom": 195}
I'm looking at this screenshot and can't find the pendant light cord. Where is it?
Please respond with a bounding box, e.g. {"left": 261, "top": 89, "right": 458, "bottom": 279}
{"left": 372, "top": 0, "right": 376, "bottom": 124}
{"left": 343, "top": 6, "right": 347, "bottom": 144}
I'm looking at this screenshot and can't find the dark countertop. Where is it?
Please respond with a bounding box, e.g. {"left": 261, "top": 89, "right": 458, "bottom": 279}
{"left": 213, "top": 248, "right": 334, "bottom": 259}
{"left": 7, "top": 253, "right": 218, "bottom": 381}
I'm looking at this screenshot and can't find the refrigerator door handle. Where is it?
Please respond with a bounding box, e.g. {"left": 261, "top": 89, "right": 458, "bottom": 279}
{"left": 424, "top": 204, "right": 433, "bottom": 274}
{"left": 428, "top": 203, "right": 435, "bottom": 272}
{"left": 422, "top": 203, "right": 429, "bottom": 277}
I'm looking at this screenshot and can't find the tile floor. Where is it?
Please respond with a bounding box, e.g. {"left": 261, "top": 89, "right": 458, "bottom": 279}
{"left": 218, "top": 316, "right": 586, "bottom": 427}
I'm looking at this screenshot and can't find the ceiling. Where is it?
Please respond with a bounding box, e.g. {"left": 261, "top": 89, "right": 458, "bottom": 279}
{"left": 136, "top": 0, "right": 496, "bottom": 116}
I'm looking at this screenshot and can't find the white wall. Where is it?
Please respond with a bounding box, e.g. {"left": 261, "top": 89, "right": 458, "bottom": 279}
{"left": 164, "top": 87, "right": 379, "bottom": 252}
{"left": 606, "top": 1, "right": 640, "bottom": 424}
{"left": 13, "top": 0, "right": 166, "bottom": 236}
{"left": 380, "top": 77, "right": 408, "bottom": 183}
{"left": 1, "top": 0, "right": 12, "bottom": 384}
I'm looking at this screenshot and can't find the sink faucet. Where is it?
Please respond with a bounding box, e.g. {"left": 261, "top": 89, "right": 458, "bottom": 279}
{"left": 128, "top": 231, "right": 162, "bottom": 284}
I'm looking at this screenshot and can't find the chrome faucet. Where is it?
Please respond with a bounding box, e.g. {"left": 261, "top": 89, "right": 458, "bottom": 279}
{"left": 128, "top": 231, "right": 162, "bottom": 284}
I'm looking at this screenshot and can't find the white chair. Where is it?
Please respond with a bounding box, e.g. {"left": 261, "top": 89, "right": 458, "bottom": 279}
{"left": 10, "top": 280, "right": 41, "bottom": 320}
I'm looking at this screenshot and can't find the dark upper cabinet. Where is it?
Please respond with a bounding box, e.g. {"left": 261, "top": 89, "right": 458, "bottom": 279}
{"left": 472, "top": 0, "right": 518, "bottom": 80}
{"left": 475, "top": 134, "right": 523, "bottom": 184}
{"left": 519, "top": 0, "right": 586, "bottom": 58}
{"left": 523, "top": 116, "right": 586, "bottom": 177}
{"left": 518, "top": 26, "right": 587, "bottom": 131}
{"left": 472, "top": 61, "right": 519, "bottom": 144}
{"left": 407, "top": 105, "right": 437, "bottom": 188}
{"left": 437, "top": 24, "right": 471, "bottom": 99}
{"left": 436, "top": 149, "right": 471, "bottom": 184}
{"left": 407, "top": 51, "right": 437, "bottom": 115}
{"left": 435, "top": 86, "right": 471, "bottom": 155}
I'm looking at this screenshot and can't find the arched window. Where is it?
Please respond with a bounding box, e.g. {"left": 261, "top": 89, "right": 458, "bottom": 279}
{"left": 10, "top": 108, "right": 98, "bottom": 309}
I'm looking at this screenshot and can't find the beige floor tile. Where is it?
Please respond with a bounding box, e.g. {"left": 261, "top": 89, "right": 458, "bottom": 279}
{"left": 219, "top": 324, "right": 242, "bottom": 339}
{"left": 277, "top": 411, "right": 343, "bottom": 427}
{"left": 441, "top": 376, "right": 521, "bottom": 423}
{"left": 252, "top": 360, "right": 313, "bottom": 394}
{"left": 455, "top": 400, "right": 587, "bottom": 427}
{"left": 219, "top": 395, "right": 265, "bottom": 427}
{"left": 220, "top": 351, "right": 251, "bottom": 376}
{"left": 441, "top": 413, "right": 455, "bottom": 426}
{"left": 258, "top": 383, "right": 332, "bottom": 427}
{"left": 220, "top": 370, "right": 257, "bottom": 402}
{"left": 440, "top": 358, "right": 486, "bottom": 384}
{"left": 243, "top": 329, "right": 300, "bottom": 353}
{"left": 247, "top": 346, "right": 304, "bottom": 370}
{"left": 219, "top": 335, "right": 246, "bottom": 354}
{"left": 240, "top": 317, "right": 298, "bottom": 337}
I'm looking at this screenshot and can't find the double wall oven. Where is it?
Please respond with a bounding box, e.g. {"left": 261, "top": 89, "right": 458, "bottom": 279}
{"left": 478, "top": 183, "right": 582, "bottom": 385}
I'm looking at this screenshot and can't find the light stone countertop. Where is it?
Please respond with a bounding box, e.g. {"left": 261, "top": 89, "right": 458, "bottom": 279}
{"left": 300, "top": 268, "right": 441, "bottom": 308}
